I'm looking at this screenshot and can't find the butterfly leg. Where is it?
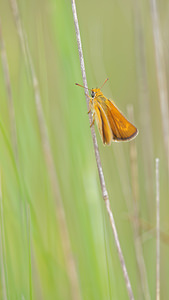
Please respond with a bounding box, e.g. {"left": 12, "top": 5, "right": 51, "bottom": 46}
{"left": 90, "top": 113, "right": 95, "bottom": 127}
{"left": 87, "top": 99, "right": 93, "bottom": 114}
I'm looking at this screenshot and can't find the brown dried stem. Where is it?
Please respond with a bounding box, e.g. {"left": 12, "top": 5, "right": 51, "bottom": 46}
{"left": 71, "top": 0, "right": 135, "bottom": 299}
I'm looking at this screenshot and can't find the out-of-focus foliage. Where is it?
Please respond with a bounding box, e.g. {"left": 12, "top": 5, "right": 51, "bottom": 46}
{"left": 0, "top": 0, "right": 168, "bottom": 299}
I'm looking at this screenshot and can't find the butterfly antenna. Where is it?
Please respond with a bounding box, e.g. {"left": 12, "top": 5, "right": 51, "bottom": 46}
{"left": 100, "top": 78, "right": 109, "bottom": 89}
{"left": 75, "top": 83, "right": 92, "bottom": 91}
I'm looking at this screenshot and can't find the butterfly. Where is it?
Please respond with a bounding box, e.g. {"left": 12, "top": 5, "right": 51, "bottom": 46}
{"left": 76, "top": 78, "right": 138, "bottom": 145}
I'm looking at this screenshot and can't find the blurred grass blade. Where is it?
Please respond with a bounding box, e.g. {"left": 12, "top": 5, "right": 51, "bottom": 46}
{"left": 155, "top": 158, "right": 160, "bottom": 300}
{"left": 9, "top": 0, "right": 82, "bottom": 299}
{"left": 0, "top": 173, "right": 9, "bottom": 300}
{"left": 0, "top": 20, "right": 18, "bottom": 163}
{"left": 128, "top": 104, "right": 151, "bottom": 300}
{"left": 132, "top": 0, "right": 154, "bottom": 218}
{"left": 150, "top": 0, "right": 169, "bottom": 171}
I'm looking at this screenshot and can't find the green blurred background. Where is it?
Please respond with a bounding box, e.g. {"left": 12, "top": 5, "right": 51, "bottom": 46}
{"left": 0, "top": 0, "right": 168, "bottom": 299}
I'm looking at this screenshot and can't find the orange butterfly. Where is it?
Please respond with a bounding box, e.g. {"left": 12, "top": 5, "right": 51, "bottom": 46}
{"left": 76, "top": 79, "right": 138, "bottom": 145}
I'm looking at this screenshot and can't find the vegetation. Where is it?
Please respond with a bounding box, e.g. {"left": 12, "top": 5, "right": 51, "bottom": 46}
{"left": 0, "top": 0, "right": 168, "bottom": 299}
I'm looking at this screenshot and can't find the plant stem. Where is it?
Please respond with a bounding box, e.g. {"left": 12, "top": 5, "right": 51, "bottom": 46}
{"left": 71, "top": 1, "right": 135, "bottom": 299}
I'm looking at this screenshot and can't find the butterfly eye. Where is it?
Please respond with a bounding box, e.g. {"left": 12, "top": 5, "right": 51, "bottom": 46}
{"left": 91, "top": 90, "right": 95, "bottom": 98}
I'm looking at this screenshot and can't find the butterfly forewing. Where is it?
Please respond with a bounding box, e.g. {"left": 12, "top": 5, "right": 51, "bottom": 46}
{"left": 93, "top": 102, "right": 112, "bottom": 145}
{"left": 105, "top": 99, "right": 138, "bottom": 141}
{"left": 93, "top": 92, "right": 138, "bottom": 142}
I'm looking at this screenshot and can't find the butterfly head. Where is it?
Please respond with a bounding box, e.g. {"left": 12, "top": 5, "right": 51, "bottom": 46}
{"left": 91, "top": 89, "right": 95, "bottom": 98}
{"left": 91, "top": 88, "right": 103, "bottom": 99}
{"left": 75, "top": 79, "right": 108, "bottom": 99}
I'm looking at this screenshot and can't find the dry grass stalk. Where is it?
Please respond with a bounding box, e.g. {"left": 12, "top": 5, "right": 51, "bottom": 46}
{"left": 71, "top": 0, "right": 135, "bottom": 299}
